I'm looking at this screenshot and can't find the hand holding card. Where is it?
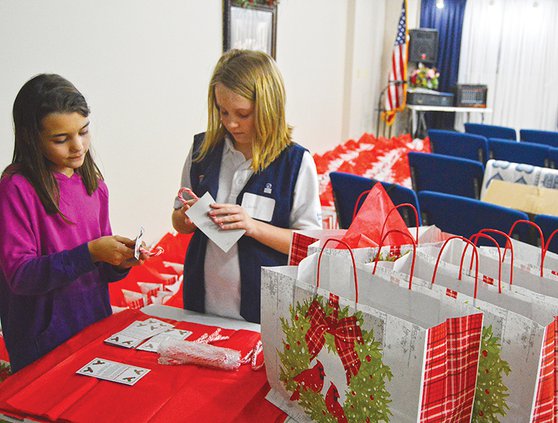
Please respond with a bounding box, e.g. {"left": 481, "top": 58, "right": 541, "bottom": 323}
{"left": 133, "top": 227, "right": 164, "bottom": 260}
{"left": 185, "top": 192, "right": 245, "bottom": 252}
{"left": 134, "top": 227, "right": 145, "bottom": 260}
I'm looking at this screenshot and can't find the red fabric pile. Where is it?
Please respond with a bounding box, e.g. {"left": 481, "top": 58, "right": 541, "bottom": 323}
{"left": 108, "top": 232, "right": 193, "bottom": 310}
{"left": 312, "top": 133, "right": 431, "bottom": 207}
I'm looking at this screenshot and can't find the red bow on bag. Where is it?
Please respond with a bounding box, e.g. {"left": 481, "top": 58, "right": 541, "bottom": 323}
{"left": 305, "top": 294, "right": 363, "bottom": 384}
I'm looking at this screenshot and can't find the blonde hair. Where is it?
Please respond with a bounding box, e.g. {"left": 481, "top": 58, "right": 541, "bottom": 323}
{"left": 196, "top": 49, "right": 292, "bottom": 172}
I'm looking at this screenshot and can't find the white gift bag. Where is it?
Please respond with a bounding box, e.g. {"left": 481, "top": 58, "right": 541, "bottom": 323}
{"left": 261, "top": 239, "right": 483, "bottom": 423}
{"left": 391, "top": 237, "right": 558, "bottom": 422}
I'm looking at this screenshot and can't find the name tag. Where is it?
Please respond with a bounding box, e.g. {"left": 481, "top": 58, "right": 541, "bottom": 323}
{"left": 241, "top": 192, "right": 275, "bottom": 222}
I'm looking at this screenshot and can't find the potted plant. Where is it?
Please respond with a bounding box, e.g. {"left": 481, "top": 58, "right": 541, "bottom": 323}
{"left": 410, "top": 63, "right": 440, "bottom": 90}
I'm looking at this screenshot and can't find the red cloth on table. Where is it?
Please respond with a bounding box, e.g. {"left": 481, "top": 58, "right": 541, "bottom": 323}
{"left": 0, "top": 309, "right": 285, "bottom": 423}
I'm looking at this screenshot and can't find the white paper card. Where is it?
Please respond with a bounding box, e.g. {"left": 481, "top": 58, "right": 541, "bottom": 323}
{"left": 241, "top": 192, "right": 275, "bottom": 222}
{"left": 104, "top": 318, "right": 173, "bottom": 348}
{"left": 76, "top": 358, "right": 150, "bottom": 386}
{"left": 185, "top": 192, "right": 245, "bottom": 253}
{"left": 136, "top": 328, "right": 193, "bottom": 352}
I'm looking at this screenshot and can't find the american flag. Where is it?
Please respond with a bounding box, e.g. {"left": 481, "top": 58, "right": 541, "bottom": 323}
{"left": 384, "top": 0, "right": 408, "bottom": 126}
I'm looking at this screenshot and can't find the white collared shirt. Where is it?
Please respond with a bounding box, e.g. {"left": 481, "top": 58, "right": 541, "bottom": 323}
{"left": 175, "top": 137, "right": 321, "bottom": 320}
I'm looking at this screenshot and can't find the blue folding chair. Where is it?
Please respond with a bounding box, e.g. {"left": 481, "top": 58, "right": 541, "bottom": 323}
{"left": 407, "top": 152, "right": 484, "bottom": 199}
{"left": 547, "top": 147, "right": 558, "bottom": 169}
{"left": 428, "top": 129, "right": 488, "bottom": 163}
{"left": 534, "top": 214, "right": 558, "bottom": 254}
{"left": 329, "top": 171, "right": 421, "bottom": 229}
{"left": 464, "top": 123, "right": 517, "bottom": 140}
{"left": 488, "top": 138, "right": 549, "bottom": 167}
{"left": 520, "top": 129, "right": 558, "bottom": 149}
{"left": 418, "top": 191, "right": 531, "bottom": 245}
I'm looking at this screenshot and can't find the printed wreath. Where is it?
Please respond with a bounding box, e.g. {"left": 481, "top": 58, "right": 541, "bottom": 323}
{"left": 473, "top": 325, "right": 511, "bottom": 422}
{"left": 279, "top": 295, "right": 393, "bottom": 422}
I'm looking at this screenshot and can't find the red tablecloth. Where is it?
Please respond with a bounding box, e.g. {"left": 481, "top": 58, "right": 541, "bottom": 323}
{"left": 0, "top": 309, "right": 286, "bottom": 423}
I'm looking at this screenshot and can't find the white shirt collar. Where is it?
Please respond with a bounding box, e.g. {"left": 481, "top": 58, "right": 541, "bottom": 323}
{"left": 223, "top": 135, "right": 238, "bottom": 155}
{"left": 224, "top": 135, "right": 252, "bottom": 166}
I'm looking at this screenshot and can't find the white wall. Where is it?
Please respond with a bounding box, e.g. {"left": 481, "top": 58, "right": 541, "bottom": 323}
{"left": 0, "top": 0, "right": 388, "bottom": 243}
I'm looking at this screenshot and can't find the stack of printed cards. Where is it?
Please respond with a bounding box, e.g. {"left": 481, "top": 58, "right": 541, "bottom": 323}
{"left": 76, "top": 358, "right": 150, "bottom": 386}
{"left": 104, "top": 318, "right": 173, "bottom": 349}
{"left": 79, "top": 319, "right": 193, "bottom": 386}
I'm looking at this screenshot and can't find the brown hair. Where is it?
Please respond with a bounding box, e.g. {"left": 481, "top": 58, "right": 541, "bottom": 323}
{"left": 3, "top": 74, "right": 102, "bottom": 219}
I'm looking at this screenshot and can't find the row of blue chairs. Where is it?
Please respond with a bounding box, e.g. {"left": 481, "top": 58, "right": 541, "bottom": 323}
{"left": 428, "top": 129, "right": 558, "bottom": 168}
{"left": 329, "top": 171, "right": 558, "bottom": 252}
{"left": 465, "top": 123, "right": 558, "bottom": 147}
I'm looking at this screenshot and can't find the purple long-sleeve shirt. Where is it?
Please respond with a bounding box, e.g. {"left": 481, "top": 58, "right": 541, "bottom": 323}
{"left": 0, "top": 171, "right": 127, "bottom": 372}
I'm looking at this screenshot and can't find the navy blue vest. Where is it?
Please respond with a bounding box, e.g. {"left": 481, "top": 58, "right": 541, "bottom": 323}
{"left": 183, "top": 133, "right": 306, "bottom": 323}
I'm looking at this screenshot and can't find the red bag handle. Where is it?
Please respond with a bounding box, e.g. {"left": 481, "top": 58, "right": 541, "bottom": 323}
{"left": 317, "top": 238, "right": 359, "bottom": 303}
{"left": 373, "top": 229, "right": 417, "bottom": 290}
{"left": 380, "top": 203, "right": 419, "bottom": 246}
{"left": 432, "top": 236, "right": 480, "bottom": 299}
{"left": 477, "top": 228, "right": 515, "bottom": 286}
{"left": 508, "top": 219, "right": 545, "bottom": 277}
{"left": 469, "top": 233, "right": 503, "bottom": 294}
{"left": 542, "top": 229, "right": 558, "bottom": 277}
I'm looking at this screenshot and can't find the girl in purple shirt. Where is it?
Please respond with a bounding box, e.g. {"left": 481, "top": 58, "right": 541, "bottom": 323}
{"left": 0, "top": 74, "right": 147, "bottom": 372}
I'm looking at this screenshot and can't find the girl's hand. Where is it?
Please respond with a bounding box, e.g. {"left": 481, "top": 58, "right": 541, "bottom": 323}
{"left": 117, "top": 250, "right": 149, "bottom": 270}
{"left": 117, "top": 239, "right": 153, "bottom": 270}
{"left": 208, "top": 203, "right": 259, "bottom": 237}
{"left": 180, "top": 199, "right": 197, "bottom": 227}
{"left": 172, "top": 199, "right": 198, "bottom": 234}
{"left": 88, "top": 235, "right": 135, "bottom": 266}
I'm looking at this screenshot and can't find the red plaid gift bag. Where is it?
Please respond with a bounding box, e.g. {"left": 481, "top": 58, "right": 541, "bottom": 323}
{"left": 533, "top": 317, "right": 558, "bottom": 422}
{"left": 262, "top": 239, "right": 483, "bottom": 422}
{"left": 389, "top": 236, "right": 558, "bottom": 422}
{"left": 289, "top": 232, "right": 319, "bottom": 266}
{"left": 420, "top": 315, "right": 483, "bottom": 422}
{"left": 288, "top": 229, "right": 344, "bottom": 266}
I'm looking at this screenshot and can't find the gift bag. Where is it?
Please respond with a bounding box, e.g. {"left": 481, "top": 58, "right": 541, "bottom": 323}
{"left": 442, "top": 233, "right": 558, "bottom": 423}
{"left": 261, "top": 240, "right": 483, "bottom": 422}
{"left": 464, "top": 227, "right": 558, "bottom": 301}
{"left": 289, "top": 229, "right": 346, "bottom": 266}
{"left": 473, "top": 220, "right": 558, "bottom": 279}
{"left": 390, "top": 238, "right": 558, "bottom": 422}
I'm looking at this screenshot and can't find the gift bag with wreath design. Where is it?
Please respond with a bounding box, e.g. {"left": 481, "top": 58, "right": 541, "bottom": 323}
{"left": 389, "top": 237, "right": 558, "bottom": 422}
{"left": 261, "top": 240, "right": 483, "bottom": 422}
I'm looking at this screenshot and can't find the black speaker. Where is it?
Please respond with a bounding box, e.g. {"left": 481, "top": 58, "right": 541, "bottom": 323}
{"left": 409, "top": 29, "right": 439, "bottom": 64}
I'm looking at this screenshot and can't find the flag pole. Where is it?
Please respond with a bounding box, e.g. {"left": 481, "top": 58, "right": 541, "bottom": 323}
{"left": 376, "top": 81, "right": 408, "bottom": 138}
{"left": 380, "top": 0, "right": 409, "bottom": 134}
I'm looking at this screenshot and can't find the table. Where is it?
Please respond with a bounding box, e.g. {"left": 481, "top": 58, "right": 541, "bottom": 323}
{"left": 0, "top": 306, "right": 286, "bottom": 423}
{"left": 407, "top": 105, "right": 493, "bottom": 138}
